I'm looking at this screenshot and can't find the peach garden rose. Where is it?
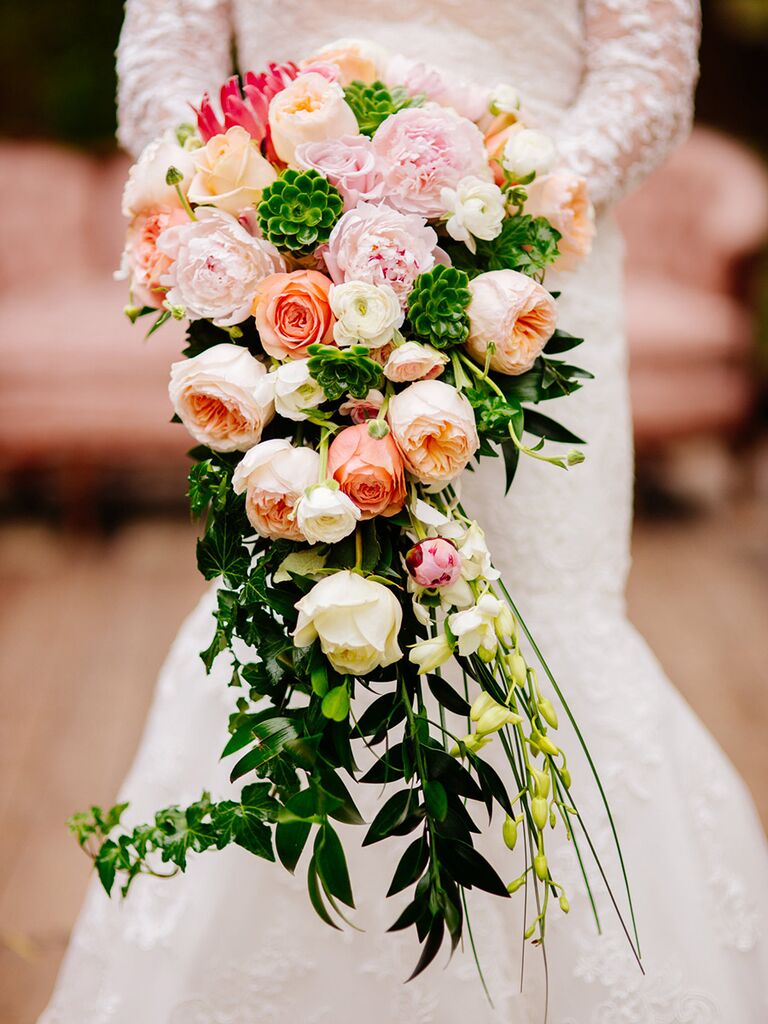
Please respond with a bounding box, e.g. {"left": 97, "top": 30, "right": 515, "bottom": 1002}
{"left": 252, "top": 269, "right": 335, "bottom": 360}
{"left": 232, "top": 438, "right": 319, "bottom": 540}
{"left": 523, "top": 169, "right": 596, "bottom": 271}
{"left": 268, "top": 72, "right": 358, "bottom": 165}
{"left": 466, "top": 269, "right": 557, "bottom": 375}
{"left": 327, "top": 424, "right": 407, "bottom": 519}
{"left": 120, "top": 207, "right": 187, "bottom": 308}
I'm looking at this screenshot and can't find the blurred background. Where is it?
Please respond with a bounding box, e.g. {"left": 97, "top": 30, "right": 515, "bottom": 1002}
{"left": 1, "top": 1, "right": 767, "bottom": 1020}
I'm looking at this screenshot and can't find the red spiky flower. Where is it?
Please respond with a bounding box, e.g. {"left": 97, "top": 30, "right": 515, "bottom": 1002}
{"left": 194, "top": 62, "right": 300, "bottom": 151}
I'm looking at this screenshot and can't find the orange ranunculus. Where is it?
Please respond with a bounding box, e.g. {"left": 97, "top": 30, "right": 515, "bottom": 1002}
{"left": 327, "top": 424, "right": 407, "bottom": 519}
{"left": 252, "top": 269, "right": 335, "bottom": 360}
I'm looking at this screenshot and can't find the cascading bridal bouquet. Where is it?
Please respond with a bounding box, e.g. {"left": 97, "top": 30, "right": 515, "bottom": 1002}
{"left": 70, "top": 39, "right": 641, "bottom": 984}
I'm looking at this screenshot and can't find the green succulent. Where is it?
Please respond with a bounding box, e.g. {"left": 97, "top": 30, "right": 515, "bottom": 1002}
{"left": 306, "top": 345, "right": 383, "bottom": 401}
{"left": 344, "top": 79, "right": 423, "bottom": 137}
{"left": 406, "top": 264, "right": 472, "bottom": 349}
{"left": 257, "top": 169, "right": 344, "bottom": 256}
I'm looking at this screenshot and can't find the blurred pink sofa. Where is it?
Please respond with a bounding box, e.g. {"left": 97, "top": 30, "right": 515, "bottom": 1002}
{"left": 1, "top": 128, "right": 766, "bottom": 500}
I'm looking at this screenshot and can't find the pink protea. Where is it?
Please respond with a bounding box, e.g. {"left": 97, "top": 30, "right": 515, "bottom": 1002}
{"left": 195, "top": 63, "right": 299, "bottom": 148}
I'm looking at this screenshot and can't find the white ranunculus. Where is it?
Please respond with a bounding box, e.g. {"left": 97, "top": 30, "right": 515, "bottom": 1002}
{"left": 293, "top": 570, "right": 403, "bottom": 675}
{"left": 269, "top": 361, "right": 326, "bottom": 421}
{"left": 121, "top": 129, "right": 197, "bottom": 218}
{"left": 489, "top": 83, "right": 522, "bottom": 116}
{"left": 383, "top": 341, "right": 447, "bottom": 383}
{"left": 449, "top": 594, "right": 503, "bottom": 657}
{"left": 157, "top": 207, "right": 285, "bottom": 327}
{"left": 409, "top": 633, "right": 454, "bottom": 674}
{"left": 457, "top": 523, "right": 500, "bottom": 581}
{"left": 169, "top": 343, "right": 274, "bottom": 452}
{"left": 329, "top": 281, "right": 404, "bottom": 348}
{"left": 269, "top": 72, "right": 359, "bottom": 166}
{"left": 502, "top": 127, "right": 558, "bottom": 180}
{"left": 441, "top": 176, "right": 506, "bottom": 254}
{"left": 295, "top": 484, "right": 361, "bottom": 544}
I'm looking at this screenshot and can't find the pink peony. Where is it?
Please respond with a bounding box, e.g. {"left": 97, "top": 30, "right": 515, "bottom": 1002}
{"left": 120, "top": 207, "right": 187, "bottom": 308}
{"left": 385, "top": 55, "right": 490, "bottom": 124}
{"left": 406, "top": 538, "right": 462, "bottom": 589}
{"left": 294, "top": 135, "right": 386, "bottom": 211}
{"left": 324, "top": 202, "right": 438, "bottom": 306}
{"left": 372, "top": 106, "right": 490, "bottom": 218}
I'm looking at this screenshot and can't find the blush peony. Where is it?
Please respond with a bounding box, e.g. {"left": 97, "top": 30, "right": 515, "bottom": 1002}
{"left": 158, "top": 208, "right": 285, "bottom": 327}
{"left": 324, "top": 202, "right": 438, "bottom": 307}
{"left": 466, "top": 269, "right": 556, "bottom": 375}
{"left": 372, "top": 106, "right": 490, "bottom": 218}
{"left": 387, "top": 379, "right": 479, "bottom": 485}
{"left": 169, "top": 343, "right": 274, "bottom": 452}
{"left": 327, "top": 424, "right": 406, "bottom": 519}
{"left": 253, "top": 270, "right": 335, "bottom": 359}
{"left": 232, "top": 438, "right": 320, "bottom": 540}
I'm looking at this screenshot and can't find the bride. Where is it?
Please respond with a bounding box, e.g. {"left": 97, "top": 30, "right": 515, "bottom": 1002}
{"left": 41, "top": 2, "right": 768, "bottom": 1022}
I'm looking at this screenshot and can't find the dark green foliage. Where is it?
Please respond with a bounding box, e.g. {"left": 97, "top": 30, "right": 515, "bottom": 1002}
{"left": 344, "top": 79, "right": 423, "bottom": 136}
{"left": 444, "top": 214, "right": 562, "bottom": 278}
{"left": 406, "top": 265, "right": 472, "bottom": 349}
{"left": 258, "top": 169, "right": 344, "bottom": 255}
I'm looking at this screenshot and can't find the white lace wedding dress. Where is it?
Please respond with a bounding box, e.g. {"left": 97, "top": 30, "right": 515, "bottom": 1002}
{"left": 41, "top": 2, "right": 768, "bottom": 1022}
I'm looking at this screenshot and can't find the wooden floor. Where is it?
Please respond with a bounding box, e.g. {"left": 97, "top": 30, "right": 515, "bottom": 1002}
{"left": 1, "top": 506, "right": 767, "bottom": 1023}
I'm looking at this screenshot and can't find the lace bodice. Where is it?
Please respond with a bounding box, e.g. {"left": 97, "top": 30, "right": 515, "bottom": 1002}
{"left": 116, "top": 0, "right": 700, "bottom": 207}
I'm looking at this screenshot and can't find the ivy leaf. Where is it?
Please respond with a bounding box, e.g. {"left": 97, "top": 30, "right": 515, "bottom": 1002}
{"left": 95, "top": 839, "right": 120, "bottom": 895}
{"left": 210, "top": 784, "right": 276, "bottom": 860}
{"left": 196, "top": 514, "right": 250, "bottom": 586}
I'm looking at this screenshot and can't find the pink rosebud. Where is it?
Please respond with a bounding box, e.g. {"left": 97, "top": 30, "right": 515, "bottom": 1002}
{"left": 406, "top": 538, "right": 462, "bottom": 588}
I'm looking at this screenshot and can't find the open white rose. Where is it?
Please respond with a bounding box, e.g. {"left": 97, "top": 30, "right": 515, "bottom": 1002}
{"left": 502, "top": 127, "right": 557, "bottom": 180}
{"left": 383, "top": 342, "right": 447, "bottom": 383}
{"left": 448, "top": 594, "right": 503, "bottom": 657}
{"left": 122, "top": 129, "right": 197, "bottom": 218}
{"left": 169, "top": 343, "right": 274, "bottom": 452}
{"left": 329, "top": 281, "right": 404, "bottom": 348}
{"left": 293, "top": 570, "right": 403, "bottom": 675}
{"left": 232, "top": 438, "right": 319, "bottom": 540}
{"left": 296, "top": 483, "right": 361, "bottom": 544}
{"left": 441, "top": 176, "right": 505, "bottom": 253}
{"left": 269, "top": 72, "right": 359, "bottom": 166}
{"left": 158, "top": 207, "right": 285, "bottom": 327}
{"left": 269, "top": 361, "right": 326, "bottom": 421}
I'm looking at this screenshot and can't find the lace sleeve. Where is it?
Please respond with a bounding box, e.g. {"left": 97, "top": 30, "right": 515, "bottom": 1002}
{"left": 116, "top": 0, "right": 233, "bottom": 158}
{"left": 555, "top": 0, "right": 701, "bottom": 207}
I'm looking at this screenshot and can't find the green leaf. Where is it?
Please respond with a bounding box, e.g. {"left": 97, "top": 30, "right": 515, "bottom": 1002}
{"left": 314, "top": 824, "right": 354, "bottom": 908}
{"left": 229, "top": 718, "right": 299, "bottom": 782}
{"left": 407, "top": 917, "right": 445, "bottom": 981}
{"left": 424, "top": 780, "right": 448, "bottom": 822}
{"left": 523, "top": 408, "right": 585, "bottom": 445}
{"left": 544, "top": 329, "right": 585, "bottom": 355}
{"left": 211, "top": 784, "right": 276, "bottom": 860}
{"left": 318, "top": 771, "right": 365, "bottom": 826}
{"left": 436, "top": 838, "right": 510, "bottom": 897}
{"left": 425, "top": 674, "right": 470, "bottom": 717}
{"left": 95, "top": 839, "right": 119, "bottom": 895}
{"left": 363, "top": 789, "right": 412, "bottom": 846}
{"left": 307, "top": 856, "right": 341, "bottom": 930}
{"left": 196, "top": 515, "right": 250, "bottom": 586}
{"left": 387, "top": 836, "right": 429, "bottom": 897}
{"left": 321, "top": 685, "right": 350, "bottom": 722}
{"left": 276, "top": 818, "right": 312, "bottom": 874}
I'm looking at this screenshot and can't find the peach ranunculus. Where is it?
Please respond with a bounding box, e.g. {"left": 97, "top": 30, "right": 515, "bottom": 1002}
{"left": 253, "top": 270, "right": 335, "bottom": 360}
{"left": 186, "top": 126, "right": 277, "bottom": 215}
{"left": 232, "top": 438, "right": 320, "bottom": 540}
{"left": 466, "top": 269, "right": 557, "bottom": 375}
{"left": 268, "top": 72, "right": 359, "bottom": 166}
{"left": 387, "top": 379, "right": 479, "bottom": 485}
{"left": 168, "top": 343, "right": 275, "bottom": 452}
{"left": 523, "top": 170, "right": 596, "bottom": 271}
{"left": 301, "top": 38, "right": 388, "bottom": 86}
{"left": 327, "top": 424, "right": 407, "bottom": 519}
{"left": 120, "top": 207, "right": 187, "bottom": 308}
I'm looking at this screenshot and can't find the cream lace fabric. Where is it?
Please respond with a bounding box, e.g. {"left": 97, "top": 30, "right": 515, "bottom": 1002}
{"left": 42, "top": 2, "right": 768, "bottom": 1022}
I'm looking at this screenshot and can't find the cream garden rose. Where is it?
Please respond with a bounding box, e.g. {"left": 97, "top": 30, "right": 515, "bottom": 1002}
{"left": 329, "top": 281, "right": 404, "bottom": 348}
{"left": 466, "top": 269, "right": 557, "bottom": 375}
{"left": 232, "top": 438, "right": 319, "bottom": 540}
{"left": 387, "top": 379, "right": 479, "bottom": 485}
{"left": 169, "top": 343, "right": 274, "bottom": 452}
{"left": 296, "top": 484, "right": 361, "bottom": 544}
{"left": 158, "top": 208, "right": 285, "bottom": 327}
{"left": 302, "top": 38, "right": 388, "bottom": 86}
{"left": 268, "top": 72, "right": 358, "bottom": 165}
{"left": 293, "top": 570, "right": 403, "bottom": 675}
{"left": 383, "top": 342, "right": 447, "bottom": 383}
{"left": 187, "top": 126, "right": 277, "bottom": 215}
{"left": 269, "top": 360, "right": 326, "bottom": 421}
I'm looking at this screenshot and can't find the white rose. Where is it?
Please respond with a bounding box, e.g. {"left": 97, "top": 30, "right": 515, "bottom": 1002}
{"left": 169, "top": 343, "right": 274, "bottom": 452}
{"left": 293, "top": 570, "right": 403, "bottom": 675}
{"left": 329, "top": 281, "right": 404, "bottom": 348}
{"left": 502, "top": 127, "right": 558, "bottom": 180}
{"left": 158, "top": 207, "right": 285, "bottom": 327}
{"left": 296, "top": 484, "right": 361, "bottom": 544}
{"left": 448, "top": 594, "right": 502, "bottom": 657}
{"left": 441, "top": 176, "right": 505, "bottom": 254}
{"left": 122, "top": 129, "right": 197, "bottom": 218}
{"left": 383, "top": 342, "right": 447, "bottom": 383}
{"left": 457, "top": 523, "right": 500, "bottom": 581}
{"left": 231, "top": 438, "right": 319, "bottom": 540}
{"left": 269, "top": 361, "right": 326, "bottom": 421}
{"left": 269, "top": 72, "right": 359, "bottom": 166}
{"left": 489, "top": 83, "right": 522, "bottom": 116}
